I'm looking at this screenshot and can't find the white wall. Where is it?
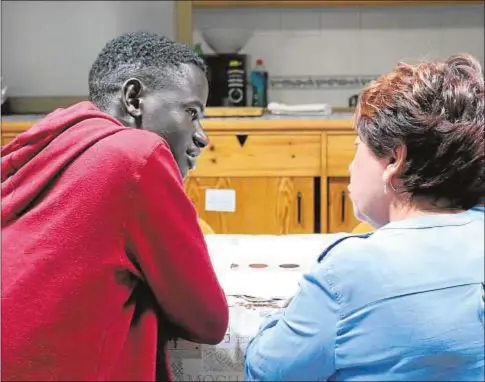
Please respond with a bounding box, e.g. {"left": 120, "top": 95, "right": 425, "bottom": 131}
{"left": 1, "top": 1, "right": 175, "bottom": 97}
{"left": 193, "top": 4, "right": 485, "bottom": 107}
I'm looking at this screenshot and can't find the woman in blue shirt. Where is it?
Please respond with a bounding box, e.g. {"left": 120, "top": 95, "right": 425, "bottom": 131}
{"left": 244, "top": 54, "right": 485, "bottom": 381}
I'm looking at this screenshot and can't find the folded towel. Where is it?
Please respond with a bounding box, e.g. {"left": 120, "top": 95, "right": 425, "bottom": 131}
{"left": 267, "top": 102, "right": 332, "bottom": 115}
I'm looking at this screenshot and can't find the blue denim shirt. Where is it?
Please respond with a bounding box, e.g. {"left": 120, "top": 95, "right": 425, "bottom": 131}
{"left": 469, "top": 205, "right": 485, "bottom": 220}
{"left": 244, "top": 211, "right": 484, "bottom": 381}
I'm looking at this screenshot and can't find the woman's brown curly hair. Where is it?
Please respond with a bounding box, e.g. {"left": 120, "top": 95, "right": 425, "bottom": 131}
{"left": 356, "top": 53, "right": 484, "bottom": 209}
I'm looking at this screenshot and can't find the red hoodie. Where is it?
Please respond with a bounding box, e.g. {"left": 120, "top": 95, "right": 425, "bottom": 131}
{"left": 1, "top": 101, "right": 229, "bottom": 381}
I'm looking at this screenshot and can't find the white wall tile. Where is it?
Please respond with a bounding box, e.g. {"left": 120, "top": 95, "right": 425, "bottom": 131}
{"left": 241, "top": 32, "right": 286, "bottom": 73}
{"left": 245, "top": 7, "right": 282, "bottom": 31}
{"left": 194, "top": 6, "right": 281, "bottom": 31}
{"left": 359, "top": 29, "right": 403, "bottom": 74}
{"left": 193, "top": 4, "right": 485, "bottom": 106}
{"left": 317, "top": 30, "right": 363, "bottom": 74}
{"left": 440, "top": 28, "right": 484, "bottom": 63}
{"left": 439, "top": 5, "right": 484, "bottom": 62}
{"left": 194, "top": 7, "right": 251, "bottom": 29}
{"left": 360, "top": 5, "right": 441, "bottom": 29}
{"left": 358, "top": 4, "right": 444, "bottom": 73}
{"left": 276, "top": 33, "right": 325, "bottom": 75}
{"left": 320, "top": 7, "right": 361, "bottom": 30}
{"left": 280, "top": 8, "right": 320, "bottom": 31}
{"left": 440, "top": 4, "right": 484, "bottom": 27}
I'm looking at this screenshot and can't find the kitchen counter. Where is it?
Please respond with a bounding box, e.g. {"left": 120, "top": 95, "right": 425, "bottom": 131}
{"left": 1, "top": 112, "right": 355, "bottom": 133}
{"left": 200, "top": 113, "right": 354, "bottom": 131}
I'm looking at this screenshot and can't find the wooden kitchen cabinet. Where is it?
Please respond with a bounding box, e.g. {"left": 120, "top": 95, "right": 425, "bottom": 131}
{"left": 2, "top": 133, "right": 15, "bottom": 146}
{"left": 327, "top": 177, "right": 360, "bottom": 233}
{"left": 1, "top": 116, "right": 360, "bottom": 234}
{"left": 1, "top": 122, "right": 27, "bottom": 146}
{"left": 185, "top": 176, "right": 315, "bottom": 234}
{"left": 187, "top": 130, "right": 320, "bottom": 234}
{"left": 326, "top": 133, "right": 356, "bottom": 176}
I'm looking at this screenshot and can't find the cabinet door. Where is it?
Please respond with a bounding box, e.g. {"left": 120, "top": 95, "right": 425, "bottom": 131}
{"left": 328, "top": 177, "right": 360, "bottom": 233}
{"left": 185, "top": 177, "right": 315, "bottom": 234}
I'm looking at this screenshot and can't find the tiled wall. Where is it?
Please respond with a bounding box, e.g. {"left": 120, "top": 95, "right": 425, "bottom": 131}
{"left": 193, "top": 4, "right": 484, "bottom": 107}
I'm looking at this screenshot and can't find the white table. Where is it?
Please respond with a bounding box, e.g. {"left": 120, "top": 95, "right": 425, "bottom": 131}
{"left": 169, "top": 234, "right": 347, "bottom": 381}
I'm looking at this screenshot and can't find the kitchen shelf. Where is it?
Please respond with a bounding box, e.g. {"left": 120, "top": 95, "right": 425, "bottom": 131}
{"left": 193, "top": 1, "right": 483, "bottom": 7}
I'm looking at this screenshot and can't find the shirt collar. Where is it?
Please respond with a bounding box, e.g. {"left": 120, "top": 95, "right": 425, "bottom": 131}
{"left": 469, "top": 205, "right": 485, "bottom": 214}
{"left": 380, "top": 210, "right": 473, "bottom": 231}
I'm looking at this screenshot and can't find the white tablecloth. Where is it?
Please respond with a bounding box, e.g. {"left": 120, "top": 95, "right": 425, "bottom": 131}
{"left": 169, "top": 234, "right": 347, "bottom": 381}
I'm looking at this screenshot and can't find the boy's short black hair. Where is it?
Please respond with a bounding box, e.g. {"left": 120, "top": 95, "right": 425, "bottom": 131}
{"left": 88, "top": 31, "right": 206, "bottom": 109}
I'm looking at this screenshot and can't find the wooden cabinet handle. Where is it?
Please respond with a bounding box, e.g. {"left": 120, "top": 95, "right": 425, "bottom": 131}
{"left": 341, "top": 191, "right": 346, "bottom": 223}
{"left": 297, "top": 191, "right": 302, "bottom": 225}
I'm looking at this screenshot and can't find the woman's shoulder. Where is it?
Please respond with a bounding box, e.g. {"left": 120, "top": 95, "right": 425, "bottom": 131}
{"left": 316, "top": 231, "right": 382, "bottom": 266}
{"left": 319, "top": 213, "right": 483, "bottom": 270}
{"left": 312, "top": 215, "right": 483, "bottom": 317}
{"left": 314, "top": 233, "right": 385, "bottom": 293}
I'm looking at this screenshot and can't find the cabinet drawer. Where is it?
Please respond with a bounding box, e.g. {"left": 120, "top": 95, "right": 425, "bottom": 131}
{"left": 191, "top": 134, "right": 321, "bottom": 177}
{"left": 326, "top": 134, "right": 356, "bottom": 177}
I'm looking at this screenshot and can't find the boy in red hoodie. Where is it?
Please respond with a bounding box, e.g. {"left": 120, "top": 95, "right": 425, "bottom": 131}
{"left": 1, "top": 32, "right": 228, "bottom": 381}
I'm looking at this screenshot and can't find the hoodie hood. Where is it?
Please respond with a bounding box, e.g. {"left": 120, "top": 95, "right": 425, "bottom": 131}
{"left": 1, "top": 101, "right": 126, "bottom": 224}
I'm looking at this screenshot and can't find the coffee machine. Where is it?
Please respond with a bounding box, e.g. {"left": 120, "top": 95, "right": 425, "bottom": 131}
{"left": 203, "top": 53, "right": 248, "bottom": 107}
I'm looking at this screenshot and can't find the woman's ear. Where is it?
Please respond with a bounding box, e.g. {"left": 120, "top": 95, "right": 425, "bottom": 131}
{"left": 383, "top": 145, "right": 407, "bottom": 183}
{"left": 121, "top": 78, "right": 144, "bottom": 119}
{"left": 391, "top": 145, "right": 407, "bottom": 172}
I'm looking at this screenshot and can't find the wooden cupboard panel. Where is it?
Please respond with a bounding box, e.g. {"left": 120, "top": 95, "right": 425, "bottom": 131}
{"left": 2, "top": 133, "right": 17, "bottom": 146}
{"left": 327, "top": 177, "right": 360, "bottom": 233}
{"left": 191, "top": 134, "right": 321, "bottom": 177}
{"left": 1, "top": 122, "right": 31, "bottom": 146}
{"left": 185, "top": 176, "right": 315, "bottom": 234}
{"left": 326, "top": 133, "right": 356, "bottom": 177}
